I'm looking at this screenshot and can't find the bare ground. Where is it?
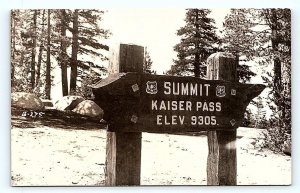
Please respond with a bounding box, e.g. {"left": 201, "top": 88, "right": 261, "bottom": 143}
{"left": 10, "top": 116, "right": 291, "bottom": 186}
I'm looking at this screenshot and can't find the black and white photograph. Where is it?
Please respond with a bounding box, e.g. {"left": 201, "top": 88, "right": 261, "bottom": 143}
{"left": 10, "top": 8, "right": 291, "bottom": 186}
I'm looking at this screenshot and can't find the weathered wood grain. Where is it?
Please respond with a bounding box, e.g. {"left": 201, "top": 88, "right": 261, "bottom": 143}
{"left": 103, "top": 44, "right": 143, "bottom": 186}
{"left": 206, "top": 52, "right": 238, "bottom": 185}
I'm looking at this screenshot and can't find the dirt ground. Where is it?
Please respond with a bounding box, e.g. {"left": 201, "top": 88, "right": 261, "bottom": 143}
{"left": 11, "top": 123, "right": 291, "bottom": 186}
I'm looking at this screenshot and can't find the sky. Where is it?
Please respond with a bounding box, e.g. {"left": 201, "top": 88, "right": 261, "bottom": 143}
{"left": 101, "top": 9, "right": 230, "bottom": 75}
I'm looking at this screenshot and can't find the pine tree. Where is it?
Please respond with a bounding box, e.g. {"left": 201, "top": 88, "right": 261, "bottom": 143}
{"left": 11, "top": 10, "right": 17, "bottom": 87}
{"left": 59, "top": 9, "right": 70, "bottom": 96}
{"left": 11, "top": 9, "right": 110, "bottom": 99}
{"left": 261, "top": 9, "right": 291, "bottom": 152}
{"left": 69, "top": 9, "right": 110, "bottom": 95}
{"left": 35, "top": 9, "right": 46, "bottom": 91}
{"left": 70, "top": 10, "right": 79, "bottom": 95}
{"left": 11, "top": 10, "right": 38, "bottom": 92}
{"left": 45, "top": 9, "right": 51, "bottom": 99}
{"left": 143, "top": 48, "right": 156, "bottom": 74}
{"left": 222, "top": 9, "right": 256, "bottom": 82}
{"left": 223, "top": 9, "right": 291, "bottom": 152}
{"left": 46, "top": 9, "right": 72, "bottom": 97}
{"left": 169, "top": 9, "right": 219, "bottom": 78}
{"left": 29, "top": 10, "right": 37, "bottom": 89}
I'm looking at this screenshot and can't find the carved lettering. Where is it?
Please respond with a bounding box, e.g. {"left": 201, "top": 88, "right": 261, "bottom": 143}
{"left": 163, "top": 81, "right": 210, "bottom": 96}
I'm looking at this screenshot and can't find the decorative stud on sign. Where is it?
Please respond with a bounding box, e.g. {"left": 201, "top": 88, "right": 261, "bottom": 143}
{"left": 230, "top": 119, "right": 236, "bottom": 126}
{"left": 130, "top": 114, "right": 138, "bottom": 123}
{"left": 132, "top": 84, "right": 139, "bottom": 92}
{"left": 231, "top": 89, "right": 236, "bottom": 96}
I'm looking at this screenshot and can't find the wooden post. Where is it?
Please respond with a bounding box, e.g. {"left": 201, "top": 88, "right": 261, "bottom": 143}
{"left": 105, "top": 44, "right": 144, "bottom": 186}
{"left": 206, "top": 52, "right": 237, "bottom": 185}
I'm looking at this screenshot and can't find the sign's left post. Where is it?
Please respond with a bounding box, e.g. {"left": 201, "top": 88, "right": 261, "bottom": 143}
{"left": 104, "top": 44, "right": 144, "bottom": 186}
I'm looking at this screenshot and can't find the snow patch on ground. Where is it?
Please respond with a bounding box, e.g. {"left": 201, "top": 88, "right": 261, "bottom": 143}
{"left": 11, "top": 127, "right": 291, "bottom": 186}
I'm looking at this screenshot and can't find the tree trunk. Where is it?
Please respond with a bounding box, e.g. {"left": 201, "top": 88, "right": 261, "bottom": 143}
{"left": 20, "top": 51, "right": 24, "bottom": 67}
{"left": 194, "top": 54, "right": 200, "bottom": 77}
{"left": 270, "top": 9, "right": 283, "bottom": 122}
{"left": 11, "top": 10, "right": 16, "bottom": 87}
{"left": 45, "top": 9, "right": 51, "bottom": 99}
{"left": 30, "top": 10, "right": 37, "bottom": 90}
{"left": 36, "top": 9, "right": 46, "bottom": 89}
{"left": 194, "top": 10, "right": 200, "bottom": 78}
{"left": 70, "top": 9, "right": 79, "bottom": 95}
{"left": 273, "top": 57, "right": 282, "bottom": 102}
{"left": 60, "top": 10, "right": 69, "bottom": 96}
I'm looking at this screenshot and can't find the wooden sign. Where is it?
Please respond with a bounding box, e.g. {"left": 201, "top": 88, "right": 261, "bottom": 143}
{"left": 92, "top": 72, "right": 265, "bottom": 133}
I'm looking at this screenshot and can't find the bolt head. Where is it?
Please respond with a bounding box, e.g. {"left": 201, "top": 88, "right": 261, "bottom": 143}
{"left": 131, "top": 115, "right": 138, "bottom": 123}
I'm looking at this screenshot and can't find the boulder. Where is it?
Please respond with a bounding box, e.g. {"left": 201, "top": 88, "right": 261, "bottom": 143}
{"left": 72, "top": 100, "right": 104, "bottom": 118}
{"left": 283, "top": 139, "right": 291, "bottom": 156}
{"left": 54, "top": 96, "right": 84, "bottom": 111}
{"left": 11, "top": 92, "right": 44, "bottom": 110}
{"left": 41, "top": 99, "right": 54, "bottom": 109}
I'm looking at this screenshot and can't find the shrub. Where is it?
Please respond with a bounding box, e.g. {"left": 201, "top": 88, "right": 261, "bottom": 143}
{"left": 262, "top": 118, "right": 291, "bottom": 153}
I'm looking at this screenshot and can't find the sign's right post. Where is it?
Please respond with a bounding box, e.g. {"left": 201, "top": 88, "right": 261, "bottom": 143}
{"left": 206, "top": 52, "right": 238, "bottom": 185}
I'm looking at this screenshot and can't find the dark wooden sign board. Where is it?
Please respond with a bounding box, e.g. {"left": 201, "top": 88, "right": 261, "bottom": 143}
{"left": 92, "top": 73, "right": 265, "bottom": 133}
{"left": 91, "top": 44, "right": 265, "bottom": 186}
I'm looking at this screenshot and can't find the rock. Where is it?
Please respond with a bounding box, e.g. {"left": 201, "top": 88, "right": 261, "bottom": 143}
{"left": 72, "top": 100, "right": 104, "bottom": 118}
{"left": 283, "top": 139, "right": 291, "bottom": 156}
{"left": 54, "top": 96, "right": 84, "bottom": 111}
{"left": 250, "top": 140, "right": 256, "bottom": 146}
{"left": 11, "top": 92, "right": 44, "bottom": 110}
{"left": 41, "top": 99, "right": 54, "bottom": 109}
